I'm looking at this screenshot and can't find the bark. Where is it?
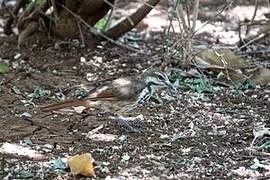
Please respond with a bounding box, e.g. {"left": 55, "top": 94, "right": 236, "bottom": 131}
{"left": 104, "top": 0, "right": 160, "bottom": 40}
{"left": 4, "top": 0, "right": 160, "bottom": 46}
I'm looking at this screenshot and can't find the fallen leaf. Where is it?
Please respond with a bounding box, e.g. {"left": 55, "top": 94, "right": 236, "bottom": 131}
{"left": 73, "top": 106, "right": 87, "bottom": 113}
{"left": 121, "top": 154, "right": 130, "bottom": 161}
{"left": 52, "top": 158, "right": 68, "bottom": 170}
{"left": 0, "top": 143, "right": 46, "bottom": 160}
{"left": 0, "top": 63, "right": 9, "bottom": 73}
{"left": 16, "top": 170, "right": 33, "bottom": 179}
{"left": 67, "top": 153, "right": 95, "bottom": 177}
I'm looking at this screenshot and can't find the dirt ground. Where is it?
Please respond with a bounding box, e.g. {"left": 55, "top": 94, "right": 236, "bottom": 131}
{"left": 0, "top": 1, "right": 270, "bottom": 179}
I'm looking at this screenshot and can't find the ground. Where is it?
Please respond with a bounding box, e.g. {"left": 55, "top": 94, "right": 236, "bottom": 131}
{"left": 0, "top": 1, "right": 270, "bottom": 179}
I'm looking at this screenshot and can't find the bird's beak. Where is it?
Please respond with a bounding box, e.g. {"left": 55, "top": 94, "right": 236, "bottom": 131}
{"left": 165, "top": 80, "right": 177, "bottom": 91}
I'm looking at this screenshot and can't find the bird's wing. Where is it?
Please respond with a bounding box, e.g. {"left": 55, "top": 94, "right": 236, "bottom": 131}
{"left": 40, "top": 99, "right": 90, "bottom": 112}
{"left": 86, "top": 77, "right": 146, "bottom": 101}
{"left": 41, "top": 77, "right": 146, "bottom": 112}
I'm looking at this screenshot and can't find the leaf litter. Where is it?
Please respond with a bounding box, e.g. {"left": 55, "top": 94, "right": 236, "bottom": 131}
{"left": 0, "top": 3, "right": 269, "bottom": 179}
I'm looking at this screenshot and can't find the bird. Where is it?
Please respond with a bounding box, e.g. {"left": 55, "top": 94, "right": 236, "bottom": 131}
{"left": 41, "top": 70, "right": 175, "bottom": 114}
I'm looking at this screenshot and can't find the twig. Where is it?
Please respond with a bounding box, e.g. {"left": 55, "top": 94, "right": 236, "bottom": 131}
{"left": 104, "top": 9, "right": 114, "bottom": 31}
{"left": 77, "top": 20, "right": 85, "bottom": 47}
{"left": 193, "top": 1, "right": 233, "bottom": 36}
{"left": 237, "top": 30, "right": 270, "bottom": 51}
{"left": 251, "top": 0, "right": 258, "bottom": 24}
{"left": 245, "top": 0, "right": 258, "bottom": 35}
{"left": 175, "top": 1, "right": 188, "bottom": 32}
{"left": 51, "top": 0, "right": 59, "bottom": 21}
{"left": 59, "top": 4, "right": 146, "bottom": 54}
{"left": 103, "top": 0, "right": 134, "bottom": 26}
{"left": 191, "top": 0, "right": 199, "bottom": 33}
{"left": 173, "top": 0, "right": 200, "bottom": 65}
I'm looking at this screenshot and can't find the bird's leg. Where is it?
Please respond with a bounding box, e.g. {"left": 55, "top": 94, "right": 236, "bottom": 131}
{"left": 96, "top": 111, "right": 144, "bottom": 133}
{"left": 114, "top": 115, "right": 144, "bottom": 133}
{"left": 149, "top": 93, "right": 163, "bottom": 104}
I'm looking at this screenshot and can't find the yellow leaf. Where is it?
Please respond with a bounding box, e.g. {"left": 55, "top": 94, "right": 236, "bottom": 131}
{"left": 67, "top": 153, "right": 95, "bottom": 177}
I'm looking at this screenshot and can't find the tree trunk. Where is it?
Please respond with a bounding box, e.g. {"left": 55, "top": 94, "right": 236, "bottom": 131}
{"left": 4, "top": 0, "right": 161, "bottom": 46}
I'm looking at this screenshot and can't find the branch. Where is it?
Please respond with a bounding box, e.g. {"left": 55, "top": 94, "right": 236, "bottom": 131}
{"left": 191, "top": 0, "right": 199, "bottom": 33}
{"left": 104, "top": 0, "right": 160, "bottom": 40}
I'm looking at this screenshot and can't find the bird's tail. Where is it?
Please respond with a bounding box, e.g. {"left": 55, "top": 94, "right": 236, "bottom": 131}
{"left": 40, "top": 99, "right": 88, "bottom": 112}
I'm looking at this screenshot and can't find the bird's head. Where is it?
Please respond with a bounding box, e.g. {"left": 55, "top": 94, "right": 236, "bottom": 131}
{"left": 145, "top": 71, "right": 175, "bottom": 91}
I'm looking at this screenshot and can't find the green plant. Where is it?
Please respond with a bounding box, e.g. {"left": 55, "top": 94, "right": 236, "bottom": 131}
{"left": 25, "top": 0, "right": 45, "bottom": 11}
{"left": 95, "top": 18, "right": 107, "bottom": 30}
{"left": 0, "top": 63, "right": 9, "bottom": 73}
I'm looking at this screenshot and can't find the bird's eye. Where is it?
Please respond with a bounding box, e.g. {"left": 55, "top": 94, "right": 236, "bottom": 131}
{"left": 157, "top": 74, "right": 163, "bottom": 80}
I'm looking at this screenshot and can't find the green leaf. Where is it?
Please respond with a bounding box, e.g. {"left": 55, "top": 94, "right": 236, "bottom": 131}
{"left": 16, "top": 170, "right": 33, "bottom": 179}
{"left": 250, "top": 158, "right": 270, "bottom": 171}
{"left": 52, "top": 158, "right": 68, "bottom": 170}
{"left": 230, "top": 89, "right": 245, "bottom": 97}
{"left": 29, "top": 87, "right": 50, "bottom": 98}
{"left": 239, "top": 80, "right": 255, "bottom": 90}
{"left": 0, "top": 63, "right": 9, "bottom": 73}
{"left": 257, "top": 140, "right": 270, "bottom": 150}
{"left": 95, "top": 19, "right": 106, "bottom": 30}
{"left": 188, "top": 78, "right": 214, "bottom": 93}
{"left": 169, "top": 71, "right": 183, "bottom": 82}
{"left": 254, "top": 128, "right": 270, "bottom": 138}
{"left": 12, "top": 85, "right": 22, "bottom": 95}
{"left": 176, "top": 0, "right": 191, "bottom": 5}
{"left": 25, "top": 0, "right": 44, "bottom": 11}
{"left": 250, "top": 158, "right": 260, "bottom": 170}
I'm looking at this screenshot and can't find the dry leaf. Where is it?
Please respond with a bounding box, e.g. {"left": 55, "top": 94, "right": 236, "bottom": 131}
{"left": 67, "top": 153, "right": 95, "bottom": 177}
{"left": 73, "top": 106, "right": 87, "bottom": 113}
{"left": 0, "top": 143, "right": 46, "bottom": 160}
